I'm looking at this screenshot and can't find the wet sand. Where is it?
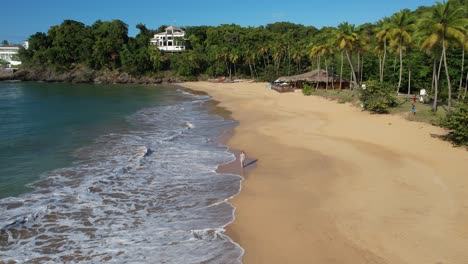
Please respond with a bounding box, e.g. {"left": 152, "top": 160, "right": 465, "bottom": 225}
{"left": 179, "top": 81, "right": 468, "bottom": 264}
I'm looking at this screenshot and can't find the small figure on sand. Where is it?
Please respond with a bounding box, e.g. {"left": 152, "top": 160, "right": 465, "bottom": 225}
{"left": 240, "top": 151, "right": 246, "bottom": 168}
{"left": 411, "top": 103, "right": 416, "bottom": 115}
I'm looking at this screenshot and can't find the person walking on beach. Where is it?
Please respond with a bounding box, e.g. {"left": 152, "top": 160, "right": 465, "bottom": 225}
{"left": 240, "top": 151, "right": 246, "bottom": 168}
{"left": 411, "top": 103, "right": 416, "bottom": 115}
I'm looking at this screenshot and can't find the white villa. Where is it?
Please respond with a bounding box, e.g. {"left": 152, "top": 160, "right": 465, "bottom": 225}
{"left": 0, "top": 44, "right": 23, "bottom": 67}
{"left": 150, "top": 26, "right": 186, "bottom": 52}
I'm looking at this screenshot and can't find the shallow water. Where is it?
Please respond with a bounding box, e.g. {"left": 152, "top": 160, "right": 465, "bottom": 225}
{"left": 0, "top": 83, "right": 243, "bottom": 263}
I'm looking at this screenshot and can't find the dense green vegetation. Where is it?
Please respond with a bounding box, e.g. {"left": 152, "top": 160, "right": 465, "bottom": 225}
{"left": 359, "top": 80, "right": 398, "bottom": 113}
{"left": 302, "top": 83, "right": 313, "bottom": 96}
{"left": 16, "top": 0, "right": 467, "bottom": 143}
{"left": 441, "top": 100, "right": 468, "bottom": 145}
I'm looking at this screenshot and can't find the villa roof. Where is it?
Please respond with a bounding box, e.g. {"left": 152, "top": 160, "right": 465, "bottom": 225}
{"left": 165, "top": 25, "right": 183, "bottom": 31}
{"left": 277, "top": 69, "right": 346, "bottom": 83}
{"left": 0, "top": 45, "right": 22, "bottom": 48}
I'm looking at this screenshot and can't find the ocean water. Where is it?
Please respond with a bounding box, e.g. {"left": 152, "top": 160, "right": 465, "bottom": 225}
{"left": 0, "top": 82, "right": 243, "bottom": 263}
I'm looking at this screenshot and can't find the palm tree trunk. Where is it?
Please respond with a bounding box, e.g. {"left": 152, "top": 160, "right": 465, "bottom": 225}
{"left": 379, "top": 55, "right": 383, "bottom": 83}
{"left": 442, "top": 38, "right": 452, "bottom": 112}
{"left": 356, "top": 52, "right": 361, "bottom": 82}
{"left": 234, "top": 63, "right": 237, "bottom": 78}
{"left": 249, "top": 64, "right": 254, "bottom": 79}
{"left": 287, "top": 45, "right": 291, "bottom": 76}
{"left": 437, "top": 52, "right": 443, "bottom": 83}
{"left": 340, "top": 51, "right": 344, "bottom": 90}
{"left": 331, "top": 60, "right": 335, "bottom": 89}
{"left": 316, "top": 55, "right": 320, "bottom": 89}
{"left": 397, "top": 47, "right": 403, "bottom": 94}
{"left": 360, "top": 54, "right": 364, "bottom": 84}
{"left": 432, "top": 52, "right": 444, "bottom": 112}
{"left": 431, "top": 59, "right": 435, "bottom": 94}
{"left": 458, "top": 46, "right": 465, "bottom": 99}
{"left": 325, "top": 57, "right": 329, "bottom": 90}
{"left": 463, "top": 71, "right": 467, "bottom": 99}
{"left": 433, "top": 57, "right": 439, "bottom": 112}
{"left": 345, "top": 50, "right": 358, "bottom": 89}
{"left": 382, "top": 42, "right": 387, "bottom": 82}
{"left": 407, "top": 61, "right": 411, "bottom": 96}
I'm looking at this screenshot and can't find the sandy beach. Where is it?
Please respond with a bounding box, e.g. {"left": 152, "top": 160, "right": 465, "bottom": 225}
{"left": 179, "top": 81, "right": 468, "bottom": 264}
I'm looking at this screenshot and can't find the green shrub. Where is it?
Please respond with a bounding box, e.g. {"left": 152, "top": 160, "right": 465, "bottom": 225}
{"left": 441, "top": 102, "right": 468, "bottom": 146}
{"left": 302, "top": 83, "right": 312, "bottom": 96}
{"left": 359, "top": 80, "right": 397, "bottom": 114}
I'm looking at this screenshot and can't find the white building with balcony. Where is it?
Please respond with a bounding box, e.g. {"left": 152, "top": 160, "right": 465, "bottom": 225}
{"left": 0, "top": 45, "right": 22, "bottom": 66}
{"left": 150, "top": 26, "right": 186, "bottom": 52}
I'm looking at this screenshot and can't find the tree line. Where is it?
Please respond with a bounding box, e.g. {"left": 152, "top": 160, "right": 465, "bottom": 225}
{"left": 19, "top": 0, "right": 467, "bottom": 110}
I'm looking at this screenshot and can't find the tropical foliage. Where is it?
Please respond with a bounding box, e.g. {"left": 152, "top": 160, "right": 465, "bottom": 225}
{"left": 359, "top": 80, "right": 398, "bottom": 113}
{"left": 17, "top": 0, "right": 467, "bottom": 113}
{"left": 441, "top": 100, "right": 468, "bottom": 145}
{"left": 302, "top": 83, "right": 313, "bottom": 96}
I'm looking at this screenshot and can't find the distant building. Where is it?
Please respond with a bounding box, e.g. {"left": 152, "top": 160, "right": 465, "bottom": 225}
{"left": 0, "top": 44, "right": 22, "bottom": 67}
{"left": 150, "top": 26, "right": 186, "bottom": 52}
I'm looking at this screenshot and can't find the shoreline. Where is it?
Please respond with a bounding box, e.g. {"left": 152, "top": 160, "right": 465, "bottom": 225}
{"left": 179, "top": 81, "right": 468, "bottom": 263}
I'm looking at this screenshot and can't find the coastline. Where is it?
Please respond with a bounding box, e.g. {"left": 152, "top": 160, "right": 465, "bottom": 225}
{"left": 179, "top": 81, "right": 468, "bottom": 263}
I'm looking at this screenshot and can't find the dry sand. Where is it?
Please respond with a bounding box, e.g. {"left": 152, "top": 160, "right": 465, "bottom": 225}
{"left": 179, "top": 81, "right": 468, "bottom": 264}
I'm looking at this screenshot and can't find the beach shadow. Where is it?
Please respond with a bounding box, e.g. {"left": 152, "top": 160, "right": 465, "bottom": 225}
{"left": 243, "top": 159, "right": 258, "bottom": 168}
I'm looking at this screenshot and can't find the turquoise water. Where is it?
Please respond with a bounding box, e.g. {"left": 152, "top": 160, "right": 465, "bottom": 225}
{"left": 0, "top": 82, "right": 174, "bottom": 198}
{"left": 0, "top": 81, "right": 243, "bottom": 263}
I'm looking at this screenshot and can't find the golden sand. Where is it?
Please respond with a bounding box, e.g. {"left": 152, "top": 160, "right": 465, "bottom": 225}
{"left": 179, "top": 81, "right": 468, "bottom": 264}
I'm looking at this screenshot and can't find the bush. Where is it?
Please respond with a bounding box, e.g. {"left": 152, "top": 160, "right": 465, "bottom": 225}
{"left": 441, "top": 102, "right": 468, "bottom": 146}
{"left": 302, "top": 83, "right": 312, "bottom": 96}
{"left": 359, "top": 80, "right": 397, "bottom": 114}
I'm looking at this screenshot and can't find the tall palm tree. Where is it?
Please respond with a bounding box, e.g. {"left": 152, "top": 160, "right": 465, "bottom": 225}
{"left": 375, "top": 18, "right": 391, "bottom": 83}
{"left": 335, "top": 22, "right": 359, "bottom": 89}
{"left": 356, "top": 25, "right": 371, "bottom": 84}
{"left": 420, "top": 1, "right": 467, "bottom": 112}
{"left": 291, "top": 47, "right": 303, "bottom": 74}
{"left": 388, "top": 9, "right": 416, "bottom": 93}
{"left": 244, "top": 49, "right": 258, "bottom": 79}
{"left": 457, "top": 34, "right": 467, "bottom": 99}
{"left": 310, "top": 44, "right": 334, "bottom": 89}
{"left": 258, "top": 46, "right": 270, "bottom": 69}
{"left": 309, "top": 45, "right": 322, "bottom": 89}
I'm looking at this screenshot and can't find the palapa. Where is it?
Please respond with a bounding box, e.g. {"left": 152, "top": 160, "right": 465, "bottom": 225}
{"left": 277, "top": 69, "right": 344, "bottom": 83}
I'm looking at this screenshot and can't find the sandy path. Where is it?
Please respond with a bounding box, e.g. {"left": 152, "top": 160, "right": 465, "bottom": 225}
{"left": 179, "top": 81, "right": 468, "bottom": 264}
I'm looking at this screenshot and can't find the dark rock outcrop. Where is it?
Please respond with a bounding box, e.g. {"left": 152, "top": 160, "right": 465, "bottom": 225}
{"left": 3, "top": 65, "right": 184, "bottom": 84}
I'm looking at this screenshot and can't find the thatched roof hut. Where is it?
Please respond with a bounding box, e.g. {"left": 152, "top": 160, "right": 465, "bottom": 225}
{"left": 277, "top": 69, "right": 344, "bottom": 83}
{"left": 276, "top": 69, "right": 351, "bottom": 89}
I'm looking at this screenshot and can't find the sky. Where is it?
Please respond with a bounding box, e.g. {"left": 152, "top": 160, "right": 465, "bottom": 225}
{"left": 2, "top": 0, "right": 437, "bottom": 44}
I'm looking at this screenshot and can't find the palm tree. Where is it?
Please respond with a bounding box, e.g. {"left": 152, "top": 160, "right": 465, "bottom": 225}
{"left": 291, "top": 47, "right": 303, "bottom": 74}
{"left": 258, "top": 46, "right": 270, "bottom": 68}
{"left": 229, "top": 49, "right": 239, "bottom": 79}
{"left": 420, "top": 1, "right": 467, "bottom": 112}
{"left": 375, "top": 18, "right": 391, "bottom": 83}
{"left": 388, "top": 9, "right": 416, "bottom": 93}
{"left": 244, "top": 50, "right": 258, "bottom": 79}
{"left": 356, "top": 25, "right": 371, "bottom": 84}
{"left": 309, "top": 45, "right": 322, "bottom": 89}
{"left": 457, "top": 34, "right": 467, "bottom": 100}
{"left": 310, "top": 44, "right": 334, "bottom": 89}
{"left": 335, "top": 22, "right": 358, "bottom": 89}
{"left": 272, "top": 44, "right": 283, "bottom": 71}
